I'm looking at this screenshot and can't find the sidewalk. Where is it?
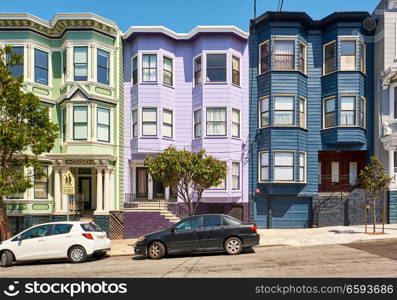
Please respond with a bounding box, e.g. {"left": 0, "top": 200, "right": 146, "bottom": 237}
{"left": 107, "top": 224, "right": 397, "bottom": 257}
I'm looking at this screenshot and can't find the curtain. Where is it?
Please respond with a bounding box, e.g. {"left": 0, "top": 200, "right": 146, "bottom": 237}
{"left": 340, "top": 97, "right": 355, "bottom": 125}
{"left": 207, "top": 108, "right": 226, "bottom": 135}
{"left": 274, "top": 41, "right": 294, "bottom": 69}
{"left": 274, "top": 96, "right": 294, "bottom": 125}
{"left": 232, "top": 162, "right": 240, "bottom": 189}
{"left": 274, "top": 152, "right": 294, "bottom": 181}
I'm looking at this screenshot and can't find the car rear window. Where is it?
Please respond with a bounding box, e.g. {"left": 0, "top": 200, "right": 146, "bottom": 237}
{"left": 203, "top": 215, "right": 222, "bottom": 227}
{"left": 222, "top": 216, "right": 243, "bottom": 226}
{"left": 52, "top": 224, "right": 73, "bottom": 235}
{"left": 80, "top": 222, "right": 103, "bottom": 232}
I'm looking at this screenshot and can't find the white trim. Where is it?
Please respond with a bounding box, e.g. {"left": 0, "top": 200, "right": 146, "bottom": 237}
{"left": 193, "top": 54, "right": 202, "bottom": 86}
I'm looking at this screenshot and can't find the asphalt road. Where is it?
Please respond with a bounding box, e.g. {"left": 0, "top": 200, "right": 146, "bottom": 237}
{"left": 2, "top": 239, "right": 397, "bottom": 277}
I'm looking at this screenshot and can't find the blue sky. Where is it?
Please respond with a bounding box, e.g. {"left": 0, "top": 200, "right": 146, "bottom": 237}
{"left": 1, "top": 0, "right": 378, "bottom": 32}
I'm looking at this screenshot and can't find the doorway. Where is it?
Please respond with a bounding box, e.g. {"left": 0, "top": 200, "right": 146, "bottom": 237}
{"left": 136, "top": 167, "right": 148, "bottom": 199}
{"left": 78, "top": 177, "right": 92, "bottom": 211}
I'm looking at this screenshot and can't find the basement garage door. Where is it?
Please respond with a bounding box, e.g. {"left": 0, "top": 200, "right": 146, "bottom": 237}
{"left": 253, "top": 198, "right": 268, "bottom": 229}
{"left": 271, "top": 198, "right": 311, "bottom": 228}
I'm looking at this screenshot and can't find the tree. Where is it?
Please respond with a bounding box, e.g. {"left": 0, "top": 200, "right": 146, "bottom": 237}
{"left": 359, "top": 156, "right": 392, "bottom": 234}
{"left": 0, "top": 46, "right": 58, "bottom": 240}
{"left": 145, "top": 146, "right": 227, "bottom": 216}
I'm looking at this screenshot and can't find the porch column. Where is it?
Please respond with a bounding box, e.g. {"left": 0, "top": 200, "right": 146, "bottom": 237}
{"left": 388, "top": 146, "right": 395, "bottom": 182}
{"left": 165, "top": 186, "right": 170, "bottom": 200}
{"left": 103, "top": 168, "right": 110, "bottom": 212}
{"left": 109, "top": 168, "right": 115, "bottom": 210}
{"left": 54, "top": 168, "right": 62, "bottom": 212}
{"left": 148, "top": 173, "right": 153, "bottom": 200}
{"left": 96, "top": 168, "right": 103, "bottom": 212}
{"left": 131, "top": 161, "right": 136, "bottom": 195}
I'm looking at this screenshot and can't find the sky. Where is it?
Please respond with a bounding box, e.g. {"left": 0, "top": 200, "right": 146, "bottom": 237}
{"left": 1, "top": 0, "right": 378, "bottom": 33}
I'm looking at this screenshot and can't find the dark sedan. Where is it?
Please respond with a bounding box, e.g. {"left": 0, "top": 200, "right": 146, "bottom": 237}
{"left": 134, "top": 214, "right": 260, "bottom": 259}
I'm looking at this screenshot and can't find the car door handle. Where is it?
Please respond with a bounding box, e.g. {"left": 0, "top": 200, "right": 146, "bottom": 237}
{"left": 38, "top": 238, "right": 46, "bottom": 242}
{"left": 65, "top": 235, "right": 72, "bottom": 238}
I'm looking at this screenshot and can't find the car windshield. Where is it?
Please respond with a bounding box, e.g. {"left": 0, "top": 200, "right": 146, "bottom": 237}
{"left": 222, "top": 216, "right": 243, "bottom": 226}
{"left": 80, "top": 222, "right": 103, "bottom": 232}
{"left": 174, "top": 216, "right": 201, "bottom": 230}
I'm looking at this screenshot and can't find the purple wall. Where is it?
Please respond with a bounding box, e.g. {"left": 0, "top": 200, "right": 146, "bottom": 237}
{"left": 123, "top": 30, "right": 249, "bottom": 214}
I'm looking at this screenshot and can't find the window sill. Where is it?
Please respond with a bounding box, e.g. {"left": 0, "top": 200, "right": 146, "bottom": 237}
{"left": 204, "top": 82, "right": 228, "bottom": 85}
{"left": 140, "top": 82, "right": 158, "bottom": 85}
{"left": 162, "top": 83, "right": 175, "bottom": 89}
{"left": 27, "top": 81, "right": 52, "bottom": 90}
{"left": 162, "top": 137, "right": 174, "bottom": 141}
{"left": 231, "top": 83, "right": 242, "bottom": 89}
{"left": 204, "top": 136, "right": 228, "bottom": 139}
{"left": 231, "top": 137, "right": 242, "bottom": 141}
{"left": 321, "top": 126, "right": 366, "bottom": 130}
{"left": 140, "top": 136, "right": 159, "bottom": 139}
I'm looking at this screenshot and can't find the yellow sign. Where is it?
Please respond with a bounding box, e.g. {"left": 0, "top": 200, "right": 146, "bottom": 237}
{"left": 62, "top": 170, "right": 75, "bottom": 195}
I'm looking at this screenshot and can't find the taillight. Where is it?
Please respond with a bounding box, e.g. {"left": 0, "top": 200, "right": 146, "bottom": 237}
{"left": 250, "top": 225, "right": 257, "bottom": 232}
{"left": 82, "top": 233, "right": 94, "bottom": 240}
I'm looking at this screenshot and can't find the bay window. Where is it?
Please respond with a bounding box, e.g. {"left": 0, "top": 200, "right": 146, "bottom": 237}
{"left": 260, "top": 97, "right": 270, "bottom": 127}
{"left": 97, "top": 49, "right": 110, "bottom": 85}
{"left": 206, "top": 54, "right": 226, "bottom": 82}
{"left": 340, "top": 40, "right": 356, "bottom": 71}
{"left": 34, "top": 49, "right": 48, "bottom": 85}
{"left": 34, "top": 166, "right": 48, "bottom": 199}
{"left": 132, "top": 56, "right": 138, "bottom": 85}
{"left": 259, "top": 41, "right": 270, "bottom": 73}
{"left": 7, "top": 46, "right": 24, "bottom": 77}
{"left": 6, "top": 165, "right": 24, "bottom": 199}
{"left": 194, "top": 110, "right": 202, "bottom": 138}
{"left": 232, "top": 56, "right": 240, "bottom": 85}
{"left": 162, "top": 109, "right": 173, "bottom": 138}
{"left": 206, "top": 107, "right": 226, "bottom": 136}
{"left": 210, "top": 162, "right": 226, "bottom": 190}
{"left": 194, "top": 55, "right": 202, "bottom": 85}
{"left": 232, "top": 109, "right": 240, "bottom": 138}
{"left": 163, "top": 56, "right": 173, "bottom": 86}
{"left": 132, "top": 109, "right": 138, "bottom": 138}
{"left": 324, "top": 97, "right": 336, "bottom": 128}
{"left": 340, "top": 96, "right": 356, "bottom": 126}
{"left": 142, "top": 54, "right": 157, "bottom": 82}
{"left": 299, "top": 152, "right": 306, "bottom": 182}
{"left": 142, "top": 108, "right": 157, "bottom": 136}
{"left": 97, "top": 107, "right": 110, "bottom": 142}
{"left": 73, "top": 46, "right": 88, "bottom": 81}
{"left": 324, "top": 41, "right": 336, "bottom": 75}
{"left": 62, "top": 49, "right": 67, "bottom": 77}
{"left": 274, "top": 96, "right": 294, "bottom": 125}
{"left": 299, "top": 42, "right": 306, "bottom": 74}
{"left": 361, "top": 97, "right": 366, "bottom": 128}
{"left": 259, "top": 152, "right": 269, "bottom": 182}
{"left": 73, "top": 106, "right": 88, "bottom": 140}
{"left": 62, "top": 108, "right": 67, "bottom": 141}
{"left": 361, "top": 42, "right": 366, "bottom": 73}
{"left": 232, "top": 162, "right": 240, "bottom": 190}
{"left": 274, "top": 40, "right": 295, "bottom": 70}
{"left": 299, "top": 97, "right": 306, "bottom": 128}
{"left": 274, "top": 151, "right": 294, "bottom": 182}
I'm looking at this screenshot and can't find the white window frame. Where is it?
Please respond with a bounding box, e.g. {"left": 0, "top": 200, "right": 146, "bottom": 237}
{"left": 299, "top": 152, "right": 306, "bottom": 183}
{"left": 72, "top": 105, "right": 89, "bottom": 141}
{"left": 340, "top": 39, "right": 357, "bottom": 71}
{"left": 299, "top": 96, "right": 307, "bottom": 129}
{"left": 96, "top": 47, "right": 111, "bottom": 86}
{"left": 273, "top": 151, "right": 295, "bottom": 182}
{"left": 131, "top": 54, "right": 138, "bottom": 86}
{"left": 162, "top": 55, "right": 174, "bottom": 87}
{"left": 33, "top": 46, "right": 51, "bottom": 87}
{"left": 208, "top": 161, "right": 227, "bottom": 190}
{"left": 73, "top": 45, "right": 89, "bottom": 82}
{"left": 97, "top": 106, "right": 110, "bottom": 143}
{"left": 206, "top": 107, "right": 227, "bottom": 137}
{"left": 259, "top": 151, "right": 269, "bottom": 182}
{"left": 193, "top": 54, "right": 202, "bottom": 86}
{"left": 141, "top": 107, "right": 158, "bottom": 137}
{"left": 340, "top": 95, "right": 357, "bottom": 127}
{"left": 231, "top": 55, "right": 241, "bottom": 86}
{"left": 273, "top": 38, "right": 296, "bottom": 71}
{"left": 205, "top": 51, "right": 228, "bottom": 83}
{"left": 273, "top": 95, "right": 295, "bottom": 126}
{"left": 162, "top": 109, "right": 173, "bottom": 139}
{"left": 323, "top": 96, "right": 337, "bottom": 129}
{"left": 7, "top": 44, "right": 25, "bottom": 78}
{"left": 141, "top": 52, "right": 158, "bottom": 83}
{"left": 132, "top": 108, "right": 138, "bottom": 138}
{"left": 232, "top": 161, "right": 240, "bottom": 190}
{"left": 193, "top": 109, "right": 202, "bottom": 138}
{"left": 259, "top": 96, "right": 270, "bottom": 128}
{"left": 231, "top": 108, "right": 240, "bottom": 138}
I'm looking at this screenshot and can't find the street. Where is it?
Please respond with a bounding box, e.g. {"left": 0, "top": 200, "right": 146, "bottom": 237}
{"left": 1, "top": 239, "right": 397, "bottom": 277}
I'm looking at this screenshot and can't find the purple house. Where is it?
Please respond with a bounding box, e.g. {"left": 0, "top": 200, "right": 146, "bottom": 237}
{"left": 123, "top": 26, "right": 249, "bottom": 237}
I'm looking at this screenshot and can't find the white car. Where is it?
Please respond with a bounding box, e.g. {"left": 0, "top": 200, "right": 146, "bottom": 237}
{"left": 0, "top": 221, "right": 111, "bottom": 267}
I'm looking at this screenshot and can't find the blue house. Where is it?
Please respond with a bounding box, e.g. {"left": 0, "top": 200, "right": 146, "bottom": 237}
{"left": 249, "top": 11, "right": 374, "bottom": 228}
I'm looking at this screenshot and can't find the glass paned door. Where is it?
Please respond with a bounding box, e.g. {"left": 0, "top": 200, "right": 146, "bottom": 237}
{"left": 136, "top": 168, "right": 148, "bottom": 199}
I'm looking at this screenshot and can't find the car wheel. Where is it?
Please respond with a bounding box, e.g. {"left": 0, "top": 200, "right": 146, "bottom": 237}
{"left": 93, "top": 251, "right": 107, "bottom": 259}
{"left": 148, "top": 241, "right": 166, "bottom": 259}
{"left": 0, "top": 251, "right": 13, "bottom": 268}
{"left": 68, "top": 246, "right": 87, "bottom": 264}
{"left": 224, "top": 237, "right": 243, "bottom": 255}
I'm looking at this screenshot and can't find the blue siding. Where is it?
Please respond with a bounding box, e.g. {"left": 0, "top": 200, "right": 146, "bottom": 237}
{"left": 389, "top": 191, "right": 397, "bottom": 224}
{"left": 271, "top": 198, "right": 311, "bottom": 228}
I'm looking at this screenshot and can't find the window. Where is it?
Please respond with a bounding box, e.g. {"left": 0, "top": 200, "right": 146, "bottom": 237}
{"left": 20, "top": 225, "right": 50, "bottom": 240}
{"left": 232, "top": 109, "right": 240, "bottom": 138}
{"left": 80, "top": 222, "right": 103, "bottom": 232}
{"left": 62, "top": 49, "right": 67, "bottom": 77}
{"left": 274, "top": 40, "right": 295, "bottom": 70}
{"left": 51, "top": 224, "right": 73, "bottom": 235}
{"left": 259, "top": 152, "right": 269, "bottom": 181}
{"left": 274, "top": 151, "right": 294, "bottom": 181}
{"left": 34, "top": 166, "right": 48, "bottom": 199}
{"left": 324, "top": 97, "right": 336, "bottom": 128}
{"left": 34, "top": 49, "right": 48, "bottom": 85}
{"left": 97, "top": 107, "right": 110, "bottom": 142}
{"left": 132, "top": 56, "right": 138, "bottom": 85}
{"left": 299, "top": 43, "right": 306, "bottom": 74}
{"left": 174, "top": 216, "right": 202, "bottom": 230}
{"left": 361, "top": 42, "right": 366, "bottom": 73}
{"left": 7, "top": 46, "right": 24, "bottom": 77}
{"left": 232, "top": 162, "right": 240, "bottom": 190}
{"left": 97, "top": 49, "right": 110, "bottom": 85}
{"left": 132, "top": 109, "right": 138, "bottom": 137}
{"left": 142, "top": 108, "right": 157, "bottom": 136}
{"left": 142, "top": 54, "right": 157, "bottom": 82}
{"left": 340, "top": 96, "right": 356, "bottom": 126}
{"left": 73, "top": 106, "right": 88, "bottom": 140}
{"left": 340, "top": 40, "right": 356, "bottom": 71}
{"left": 260, "top": 41, "right": 270, "bottom": 73}
{"left": 232, "top": 56, "right": 240, "bottom": 85}
{"left": 6, "top": 164, "right": 24, "bottom": 199}
{"left": 194, "top": 110, "right": 201, "bottom": 138}
{"left": 62, "top": 108, "right": 67, "bottom": 141}
{"left": 324, "top": 41, "right": 336, "bottom": 74}
{"left": 73, "top": 47, "right": 88, "bottom": 81}
{"left": 203, "top": 215, "right": 222, "bottom": 227}
{"left": 299, "top": 152, "right": 306, "bottom": 182}
{"left": 194, "top": 55, "right": 202, "bottom": 85}
{"left": 162, "top": 109, "right": 173, "bottom": 138}
{"left": 163, "top": 56, "right": 173, "bottom": 86}
{"left": 206, "top": 54, "right": 226, "bottom": 82}
{"left": 274, "top": 96, "right": 294, "bottom": 125}
{"left": 299, "top": 97, "right": 306, "bottom": 128}
{"left": 206, "top": 107, "right": 226, "bottom": 136}
{"left": 210, "top": 162, "right": 226, "bottom": 189}
{"left": 222, "top": 216, "right": 242, "bottom": 226}
{"left": 260, "top": 97, "right": 270, "bottom": 127}
{"left": 361, "top": 97, "right": 366, "bottom": 128}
